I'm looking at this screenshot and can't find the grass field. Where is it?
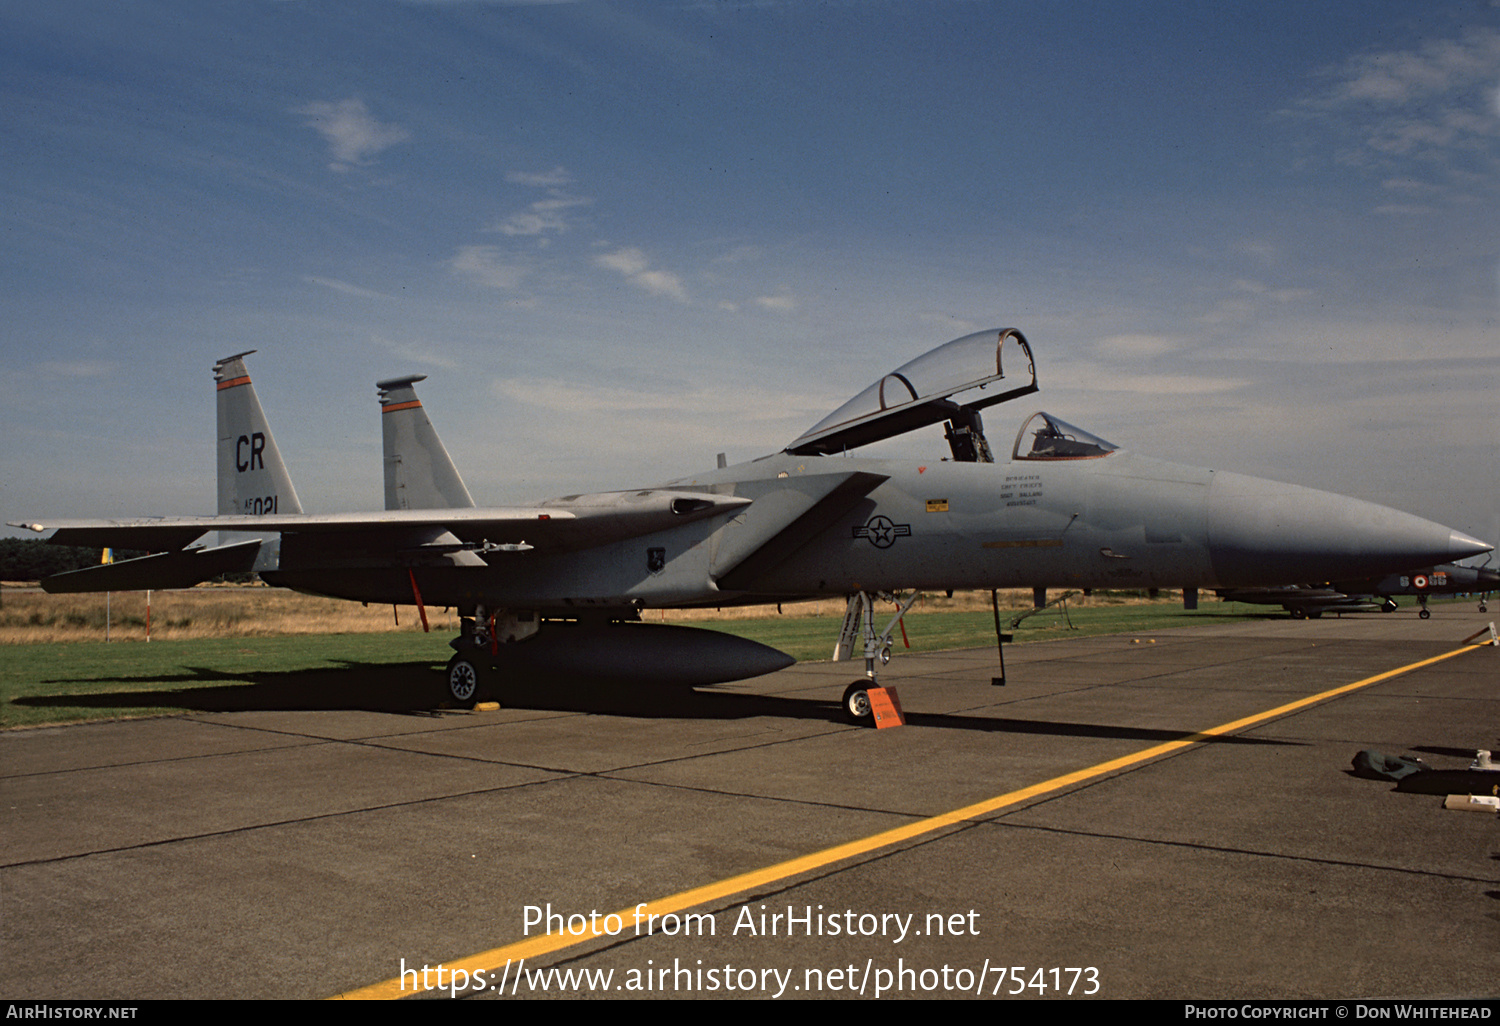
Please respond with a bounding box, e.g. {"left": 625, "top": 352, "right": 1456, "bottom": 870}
{"left": 0, "top": 583, "right": 1376, "bottom": 729}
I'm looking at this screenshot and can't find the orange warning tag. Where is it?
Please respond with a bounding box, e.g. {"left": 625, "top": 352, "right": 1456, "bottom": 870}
{"left": 869, "top": 686, "right": 905, "bottom": 728}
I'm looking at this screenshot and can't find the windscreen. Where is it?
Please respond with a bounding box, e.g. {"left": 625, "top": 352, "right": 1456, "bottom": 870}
{"left": 1011, "top": 412, "right": 1118, "bottom": 461}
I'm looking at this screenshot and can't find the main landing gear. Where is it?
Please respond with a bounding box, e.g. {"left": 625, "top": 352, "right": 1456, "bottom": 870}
{"left": 440, "top": 604, "right": 539, "bottom": 708}
{"left": 444, "top": 652, "right": 488, "bottom": 708}
{"left": 835, "top": 591, "right": 921, "bottom": 725}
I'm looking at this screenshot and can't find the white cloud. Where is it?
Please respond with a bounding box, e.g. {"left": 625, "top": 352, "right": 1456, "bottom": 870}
{"left": 304, "top": 276, "right": 389, "bottom": 300}
{"left": 1203, "top": 316, "right": 1498, "bottom": 365}
{"left": 1093, "top": 333, "right": 1182, "bottom": 359}
{"left": 296, "top": 98, "right": 411, "bottom": 170}
{"left": 1231, "top": 240, "right": 1279, "bottom": 266}
{"left": 1381, "top": 176, "right": 1443, "bottom": 194}
{"left": 753, "top": 293, "right": 798, "bottom": 313}
{"left": 490, "top": 375, "right": 832, "bottom": 454}
{"left": 488, "top": 167, "right": 592, "bottom": 240}
{"left": 506, "top": 167, "right": 573, "bottom": 188}
{"left": 1046, "top": 359, "right": 1245, "bottom": 396}
{"left": 493, "top": 192, "right": 592, "bottom": 238}
{"left": 594, "top": 247, "right": 690, "bottom": 302}
{"left": 596, "top": 247, "right": 649, "bottom": 277}
{"left": 634, "top": 270, "right": 690, "bottom": 302}
{"left": 1331, "top": 30, "right": 1500, "bottom": 107}
{"left": 1227, "top": 280, "right": 1314, "bottom": 303}
{"left": 449, "top": 245, "right": 529, "bottom": 290}
{"left": 371, "top": 335, "right": 459, "bottom": 371}
{"left": 1301, "top": 27, "right": 1500, "bottom": 195}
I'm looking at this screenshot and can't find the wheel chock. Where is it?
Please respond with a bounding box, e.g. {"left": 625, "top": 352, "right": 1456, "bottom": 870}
{"left": 868, "top": 686, "right": 905, "bottom": 728}
{"left": 1460, "top": 622, "right": 1497, "bottom": 647}
{"left": 1443, "top": 794, "right": 1499, "bottom": 813}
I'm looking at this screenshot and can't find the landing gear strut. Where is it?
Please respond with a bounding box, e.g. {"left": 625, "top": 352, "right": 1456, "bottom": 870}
{"left": 834, "top": 591, "right": 920, "bottom": 725}
{"left": 441, "top": 602, "right": 503, "bottom": 708}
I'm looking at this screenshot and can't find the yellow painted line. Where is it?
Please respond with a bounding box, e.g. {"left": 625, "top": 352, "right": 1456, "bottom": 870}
{"left": 330, "top": 638, "right": 1492, "bottom": 1000}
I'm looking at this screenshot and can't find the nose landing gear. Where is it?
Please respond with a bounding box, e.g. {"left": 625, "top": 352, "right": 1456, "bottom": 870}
{"left": 834, "top": 591, "right": 919, "bottom": 724}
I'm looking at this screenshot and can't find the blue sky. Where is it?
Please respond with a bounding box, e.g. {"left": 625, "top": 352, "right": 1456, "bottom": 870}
{"left": 3, "top": 0, "right": 1497, "bottom": 546}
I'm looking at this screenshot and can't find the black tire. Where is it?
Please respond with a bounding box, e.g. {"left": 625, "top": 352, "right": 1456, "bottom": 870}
{"left": 842, "top": 681, "right": 874, "bottom": 725}
{"left": 445, "top": 654, "right": 485, "bottom": 708}
{"left": 1419, "top": 608, "right": 1431, "bottom": 620}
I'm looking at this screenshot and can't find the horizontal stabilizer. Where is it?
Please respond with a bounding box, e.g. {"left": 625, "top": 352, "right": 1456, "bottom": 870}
{"left": 15, "top": 522, "right": 214, "bottom": 552}
{"left": 41, "top": 539, "right": 265, "bottom": 593}
{"left": 715, "top": 471, "right": 888, "bottom": 591}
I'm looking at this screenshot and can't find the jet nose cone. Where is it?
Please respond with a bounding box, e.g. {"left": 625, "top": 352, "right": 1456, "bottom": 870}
{"left": 1207, "top": 472, "right": 1489, "bottom": 587}
{"left": 1448, "top": 529, "right": 1491, "bottom": 562}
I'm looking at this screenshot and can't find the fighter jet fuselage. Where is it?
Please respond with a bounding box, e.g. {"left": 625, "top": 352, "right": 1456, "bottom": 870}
{"left": 12, "top": 329, "right": 1491, "bottom": 716}
{"left": 250, "top": 447, "right": 1477, "bottom": 616}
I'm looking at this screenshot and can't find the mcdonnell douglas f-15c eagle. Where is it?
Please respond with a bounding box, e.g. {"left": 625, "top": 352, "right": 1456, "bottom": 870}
{"left": 11, "top": 329, "right": 1492, "bottom": 722}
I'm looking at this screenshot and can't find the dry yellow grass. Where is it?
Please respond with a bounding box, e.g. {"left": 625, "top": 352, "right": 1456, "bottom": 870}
{"left": 0, "top": 584, "right": 461, "bottom": 643}
{"left": 0, "top": 583, "right": 1168, "bottom": 644}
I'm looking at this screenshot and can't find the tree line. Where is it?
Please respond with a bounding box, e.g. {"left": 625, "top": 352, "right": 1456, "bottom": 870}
{"left": 0, "top": 538, "right": 144, "bottom": 581}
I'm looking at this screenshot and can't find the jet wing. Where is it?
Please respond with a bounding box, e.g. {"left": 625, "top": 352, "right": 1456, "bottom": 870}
{"left": 12, "top": 491, "right": 747, "bottom": 549}
{"left": 8, "top": 508, "right": 575, "bottom": 552}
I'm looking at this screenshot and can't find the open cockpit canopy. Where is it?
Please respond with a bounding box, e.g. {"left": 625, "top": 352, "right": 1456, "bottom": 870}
{"left": 786, "top": 328, "right": 1038, "bottom": 458}
{"left": 1010, "top": 412, "right": 1118, "bottom": 461}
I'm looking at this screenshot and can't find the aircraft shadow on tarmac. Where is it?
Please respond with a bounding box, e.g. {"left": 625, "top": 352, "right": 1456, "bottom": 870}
{"left": 16, "top": 660, "right": 1288, "bottom": 746}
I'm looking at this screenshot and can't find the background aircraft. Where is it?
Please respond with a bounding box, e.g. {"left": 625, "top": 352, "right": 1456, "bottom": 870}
{"left": 1219, "top": 558, "right": 1497, "bottom": 619}
{"left": 1378, "top": 561, "right": 1496, "bottom": 618}
{"left": 11, "top": 330, "right": 1491, "bottom": 723}
{"left": 1213, "top": 585, "right": 1393, "bottom": 619}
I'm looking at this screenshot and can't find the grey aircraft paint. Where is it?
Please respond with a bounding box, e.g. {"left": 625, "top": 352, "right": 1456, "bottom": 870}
{"left": 13, "top": 330, "right": 1491, "bottom": 712}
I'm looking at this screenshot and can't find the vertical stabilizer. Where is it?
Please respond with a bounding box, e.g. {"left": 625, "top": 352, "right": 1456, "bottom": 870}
{"left": 377, "top": 375, "right": 476, "bottom": 510}
{"left": 215, "top": 351, "right": 304, "bottom": 516}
